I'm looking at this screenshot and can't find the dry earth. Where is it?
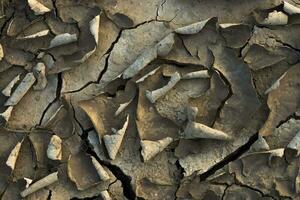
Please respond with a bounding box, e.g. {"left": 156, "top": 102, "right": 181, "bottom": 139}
{"left": 0, "top": 0, "right": 300, "bottom": 199}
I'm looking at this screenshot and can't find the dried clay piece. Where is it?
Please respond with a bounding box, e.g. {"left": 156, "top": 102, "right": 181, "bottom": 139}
{"left": 90, "top": 156, "right": 110, "bottom": 181}
{"left": 5, "top": 72, "right": 36, "bottom": 106}
{"left": 47, "top": 135, "right": 62, "bottom": 160}
{"left": 145, "top": 71, "right": 181, "bottom": 103}
{"left": 20, "top": 172, "right": 58, "bottom": 197}
{"left": 182, "top": 121, "right": 231, "bottom": 140}
{"left": 103, "top": 115, "right": 129, "bottom": 160}
{"left": 141, "top": 137, "right": 173, "bottom": 162}
{"left": 6, "top": 142, "right": 22, "bottom": 170}
{"left": 27, "top": 0, "right": 51, "bottom": 15}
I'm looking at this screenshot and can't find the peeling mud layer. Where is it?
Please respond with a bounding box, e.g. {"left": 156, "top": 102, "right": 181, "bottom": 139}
{"left": 0, "top": 0, "right": 300, "bottom": 199}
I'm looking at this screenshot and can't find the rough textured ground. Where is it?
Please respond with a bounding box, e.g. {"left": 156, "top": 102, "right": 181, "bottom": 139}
{"left": 0, "top": 0, "right": 300, "bottom": 199}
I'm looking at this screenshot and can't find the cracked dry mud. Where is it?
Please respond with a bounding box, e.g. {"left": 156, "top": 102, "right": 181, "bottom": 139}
{"left": 0, "top": 0, "right": 300, "bottom": 200}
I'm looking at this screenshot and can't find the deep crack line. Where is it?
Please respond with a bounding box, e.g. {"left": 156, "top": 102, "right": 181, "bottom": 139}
{"left": 86, "top": 146, "right": 137, "bottom": 200}
{"left": 210, "top": 67, "right": 233, "bottom": 128}
{"left": 39, "top": 73, "right": 62, "bottom": 125}
{"left": 199, "top": 132, "right": 259, "bottom": 181}
{"left": 232, "top": 173, "right": 277, "bottom": 200}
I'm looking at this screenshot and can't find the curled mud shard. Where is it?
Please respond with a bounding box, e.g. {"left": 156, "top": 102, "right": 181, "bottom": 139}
{"left": 0, "top": 0, "right": 300, "bottom": 199}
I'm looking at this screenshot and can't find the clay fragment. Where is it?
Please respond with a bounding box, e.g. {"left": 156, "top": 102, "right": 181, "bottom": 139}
{"left": 47, "top": 135, "right": 62, "bottom": 160}
{"left": 0, "top": 106, "right": 14, "bottom": 122}
{"left": 123, "top": 33, "right": 175, "bottom": 79}
{"left": 6, "top": 142, "right": 22, "bottom": 170}
{"left": 5, "top": 72, "right": 36, "bottom": 106}
{"left": 103, "top": 115, "right": 129, "bottom": 160}
{"left": 260, "top": 64, "right": 300, "bottom": 136}
{"left": 24, "top": 178, "right": 33, "bottom": 188}
{"left": 0, "top": 44, "right": 4, "bottom": 61}
{"left": 42, "top": 54, "right": 55, "bottom": 69}
{"left": 145, "top": 72, "right": 181, "bottom": 103}
{"left": 250, "top": 136, "right": 270, "bottom": 152}
{"left": 18, "top": 30, "right": 50, "bottom": 39}
{"left": 33, "top": 63, "right": 47, "bottom": 90}
{"left": 296, "top": 166, "right": 300, "bottom": 193}
{"left": 260, "top": 11, "right": 288, "bottom": 25}
{"left": 2, "top": 74, "right": 21, "bottom": 97}
{"left": 242, "top": 148, "right": 285, "bottom": 167}
{"left": 156, "top": 33, "right": 175, "bottom": 57}
{"left": 4, "top": 47, "right": 34, "bottom": 66}
{"left": 219, "top": 23, "right": 244, "bottom": 29}
{"left": 100, "top": 190, "right": 112, "bottom": 200}
{"left": 141, "top": 137, "right": 173, "bottom": 162}
{"left": 211, "top": 44, "right": 261, "bottom": 133}
{"left": 287, "top": 131, "right": 300, "bottom": 155}
{"left": 115, "top": 99, "right": 133, "bottom": 116}
{"left": 175, "top": 18, "right": 215, "bottom": 34}
{"left": 265, "top": 72, "right": 286, "bottom": 94}
{"left": 90, "top": 156, "right": 110, "bottom": 181}
{"left": 90, "top": 15, "right": 100, "bottom": 45}
{"left": 182, "top": 121, "right": 231, "bottom": 140}
{"left": 27, "top": 0, "right": 51, "bottom": 15}
{"left": 182, "top": 70, "right": 210, "bottom": 79}
{"left": 123, "top": 47, "right": 157, "bottom": 79}
{"left": 20, "top": 172, "right": 58, "bottom": 197}
{"left": 49, "top": 33, "right": 78, "bottom": 48}
{"left": 284, "top": 1, "right": 300, "bottom": 15}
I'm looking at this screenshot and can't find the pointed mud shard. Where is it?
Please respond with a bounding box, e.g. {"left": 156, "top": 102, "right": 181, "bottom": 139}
{"left": 90, "top": 15, "right": 100, "bottom": 45}
{"left": 90, "top": 156, "right": 110, "bottom": 181}
{"left": 175, "top": 18, "right": 216, "bottom": 34}
{"left": 24, "top": 178, "right": 33, "bottom": 188}
{"left": 103, "top": 115, "right": 129, "bottom": 160}
{"left": 287, "top": 131, "right": 300, "bottom": 156}
{"left": 6, "top": 142, "right": 22, "bottom": 170}
{"left": 250, "top": 136, "right": 270, "bottom": 152}
{"left": 100, "top": 190, "right": 112, "bottom": 200}
{"left": 141, "top": 137, "right": 173, "bottom": 162}
{"left": 33, "top": 63, "right": 47, "bottom": 90}
{"left": 49, "top": 33, "right": 78, "bottom": 48}
{"left": 182, "top": 70, "right": 210, "bottom": 79}
{"left": 0, "top": 106, "right": 13, "bottom": 122}
{"left": 296, "top": 169, "right": 300, "bottom": 193}
{"left": 283, "top": 1, "right": 300, "bottom": 15}
{"left": 27, "top": 0, "right": 51, "bottom": 15}
{"left": 265, "top": 72, "right": 286, "bottom": 94}
{"left": 2, "top": 74, "right": 21, "bottom": 97}
{"left": 5, "top": 72, "right": 36, "bottom": 106}
{"left": 182, "top": 121, "right": 231, "bottom": 140}
{"left": 47, "top": 135, "right": 62, "bottom": 160}
{"left": 260, "top": 11, "right": 288, "bottom": 25}
{"left": 73, "top": 15, "right": 100, "bottom": 65}
{"left": 122, "top": 33, "right": 175, "bottom": 79}
{"left": 18, "top": 30, "right": 50, "bottom": 39}
{"left": 0, "top": 43, "right": 3, "bottom": 61}
{"left": 20, "top": 172, "right": 58, "bottom": 197}
{"left": 219, "top": 23, "right": 242, "bottom": 29}
{"left": 115, "top": 99, "right": 133, "bottom": 116}
{"left": 145, "top": 71, "right": 181, "bottom": 103}
{"left": 87, "top": 130, "right": 106, "bottom": 160}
